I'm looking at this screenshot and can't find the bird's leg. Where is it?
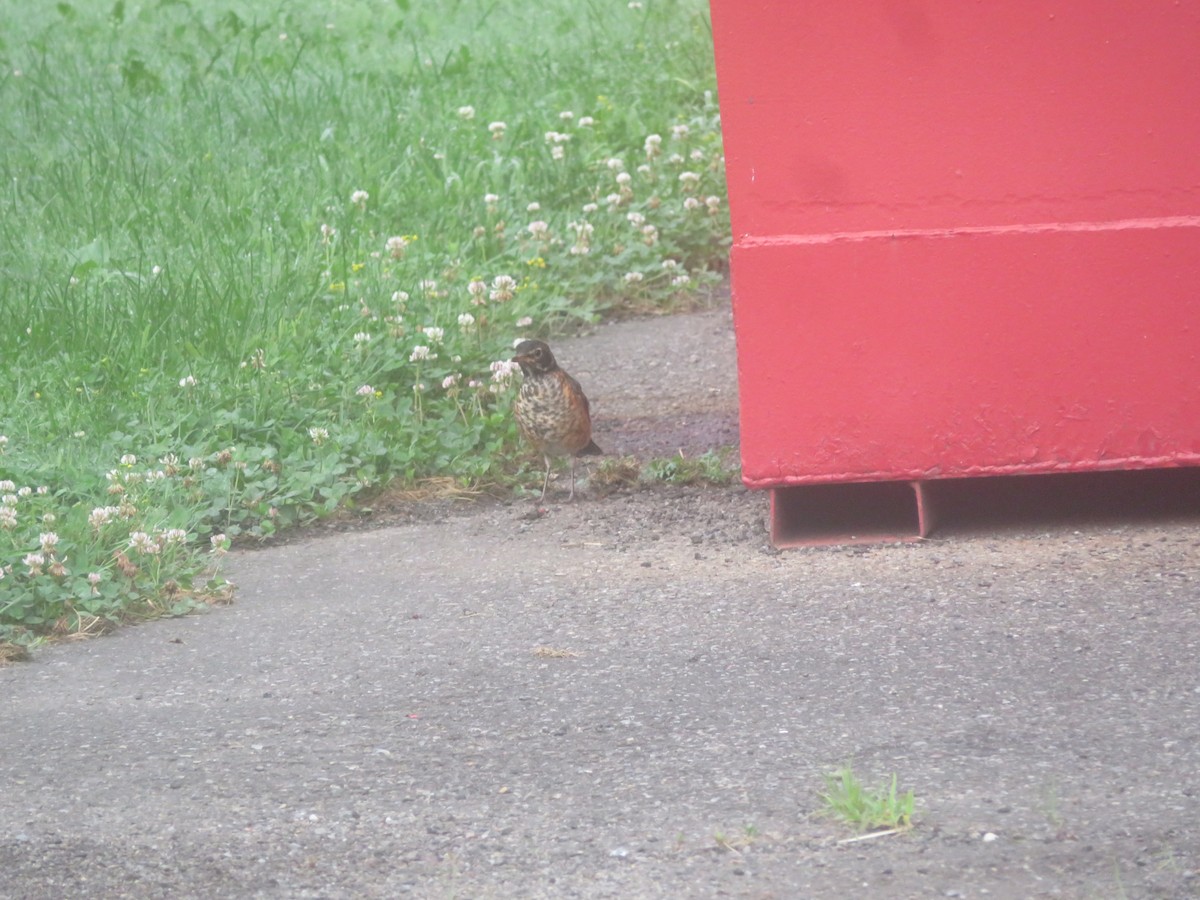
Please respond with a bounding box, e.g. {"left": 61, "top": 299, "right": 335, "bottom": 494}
{"left": 539, "top": 454, "right": 552, "bottom": 502}
{"left": 568, "top": 456, "right": 578, "bottom": 501}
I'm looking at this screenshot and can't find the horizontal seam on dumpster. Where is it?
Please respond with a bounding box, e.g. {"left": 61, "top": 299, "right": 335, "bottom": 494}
{"left": 741, "top": 451, "right": 1200, "bottom": 489}
{"left": 737, "top": 215, "right": 1200, "bottom": 247}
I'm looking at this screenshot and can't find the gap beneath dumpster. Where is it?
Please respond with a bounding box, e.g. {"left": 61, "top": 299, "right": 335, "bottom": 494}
{"left": 770, "top": 466, "right": 1200, "bottom": 547}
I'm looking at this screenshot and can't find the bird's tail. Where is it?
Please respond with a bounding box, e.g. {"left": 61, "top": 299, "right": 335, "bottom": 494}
{"left": 576, "top": 439, "right": 603, "bottom": 457}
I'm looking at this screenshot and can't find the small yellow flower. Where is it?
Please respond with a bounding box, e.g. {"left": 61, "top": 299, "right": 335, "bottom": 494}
{"left": 351, "top": 262, "right": 366, "bottom": 273}
{"left": 329, "top": 281, "right": 346, "bottom": 293}
{"left": 526, "top": 256, "right": 546, "bottom": 268}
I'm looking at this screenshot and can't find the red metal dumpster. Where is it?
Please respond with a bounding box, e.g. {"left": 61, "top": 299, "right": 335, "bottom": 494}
{"left": 709, "top": 2, "right": 1200, "bottom": 544}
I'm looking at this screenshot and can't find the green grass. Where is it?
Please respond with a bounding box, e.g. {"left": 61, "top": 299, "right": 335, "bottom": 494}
{"left": 819, "top": 765, "right": 917, "bottom": 833}
{"left": 0, "top": 0, "right": 730, "bottom": 649}
{"left": 590, "top": 449, "right": 738, "bottom": 492}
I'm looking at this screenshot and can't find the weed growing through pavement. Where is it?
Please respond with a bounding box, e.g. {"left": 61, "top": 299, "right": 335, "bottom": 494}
{"left": 0, "top": 0, "right": 729, "bottom": 652}
{"left": 819, "top": 765, "right": 916, "bottom": 832}
{"left": 590, "top": 450, "right": 738, "bottom": 494}
{"left": 712, "top": 824, "right": 759, "bottom": 854}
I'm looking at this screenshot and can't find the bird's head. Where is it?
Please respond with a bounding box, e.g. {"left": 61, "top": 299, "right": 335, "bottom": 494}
{"left": 511, "top": 339, "right": 557, "bottom": 375}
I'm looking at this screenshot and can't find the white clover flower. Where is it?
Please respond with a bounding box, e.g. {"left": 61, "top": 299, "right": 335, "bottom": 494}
{"left": 210, "top": 533, "right": 228, "bottom": 554}
{"left": 690, "top": 148, "right": 705, "bottom": 161}
{"left": 162, "top": 528, "right": 188, "bottom": 545}
{"left": 568, "top": 220, "right": 594, "bottom": 255}
{"left": 559, "top": 110, "right": 574, "bottom": 120}
{"left": 641, "top": 224, "right": 659, "bottom": 244}
{"left": 88, "top": 506, "right": 117, "bottom": 529}
{"left": 605, "top": 192, "right": 623, "bottom": 209}
{"left": 0, "top": 507, "right": 16, "bottom": 530}
{"left": 17, "top": 486, "right": 31, "bottom": 497}
{"left": 385, "top": 235, "right": 409, "bottom": 258}
{"left": 661, "top": 258, "right": 680, "bottom": 270}
{"left": 668, "top": 152, "right": 685, "bottom": 165}
{"left": 706, "top": 195, "right": 722, "bottom": 213}
{"left": 320, "top": 223, "right": 337, "bottom": 243}
{"left": 457, "top": 312, "right": 476, "bottom": 328}
{"left": 24, "top": 552, "right": 45, "bottom": 575}
{"left": 351, "top": 189, "right": 370, "bottom": 208}
{"left": 516, "top": 316, "right": 533, "bottom": 328}
{"left": 626, "top": 211, "right": 646, "bottom": 226}
{"left": 129, "top": 532, "right": 157, "bottom": 554}
{"left": 488, "top": 122, "right": 506, "bottom": 138}
{"left": 615, "top": 171, "right": 632, "bottom": 186}
{"left": 0, "top": 479, "right": 14, "bottom": 492}
{"left": 151, "top": 265, "right": 163, "bottom": 276}
{"left": 391, "top": 290, "right": 410, "bottom": 304}
{"left": 441, "top": 374, "right": 460, "bottom": 390}
{"left": 490, "top": 359, "right": 519, "bottom": 384}
{"left": 490, "top": 275, "right": 517, "bottom": 303}
{"left": 353, "top": 332, "right": 372, "bottom": 344}
{"left": 42, "top": 512, "right": 55, "bottom": 524}
{"left": 179, "top": 374, "right": 198, "bottom": 388}
{"left": 628, "top": 1, "right": 643, "bottom": 8}
{"left": 526, "top": 201, "right": 541, "bottom": 212}
{"left": 418, "top": 279, "right": 438, "bottom": 294}
{"left": 356, "top": 384, "right": 375, "bottom": 396}
{"left": 87, "top": 572, "right": 102, "bottom": 590}
{"left": 120, "top": 455, "right": 137, "bottom": 467}
{"left": 39, "top": 532, "right": 59, "bottom": 552}
{"left": 544, "top": 131, "right": 571, "bottom": 144}
{"left": 484, "top": 192, "right": 500, "bottom": 205}
{"left": 409, "top": 345, "right": 435, "bottom": 362}
{"left": 624, "top": 271, "right": 645, "bottom": 283}
{"left": 644, "top": 133, "right": 662, "bottom": 157}
{"left": 606, "top": 157, "right": 625, "bottom": 171}
{"left": 582, "top": 202, "right": 598, "bottom": 214}
{"left": 0, "top": 436, "right": 8, "bottom": 450}
{"left": 423, "top": 326, "right": 445, "bottom": 343}
{"left": 671, "top": 274, "right": 692, "bottom": 287}
{"left": 678, "top": 171, "right": 701, "bottom": 191}
{"left": 308, "top": 427, "right": 329, "bottom": 445}
{"left": 683, "top": 196, "right": 702, "bottom": 211}
{"left": 637, "top": 164, "right": 652, "bottom": 176}
{"left": 527, "top": 220, "right": 550, "bottom": 239}
{"left": 578, "top": 116, "right": 595, "bottom": 127}
{"left": 457, "top": 105, "right": 476, "bottom": 120}
{"left": 671, "top": 124, "right": 690, "bottom": 140}
{"left": 550, "top": 146, "right": 565, "bottom": 161}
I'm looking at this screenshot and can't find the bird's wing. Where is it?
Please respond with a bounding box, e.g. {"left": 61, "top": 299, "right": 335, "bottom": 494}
{"left": 561, "top": 372, "right": 590, "bottom": 416}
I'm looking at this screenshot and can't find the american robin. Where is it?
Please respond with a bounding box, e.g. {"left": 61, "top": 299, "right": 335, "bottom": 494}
{"left": 511, "top": 339, "right": 602, "bottom": 501}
